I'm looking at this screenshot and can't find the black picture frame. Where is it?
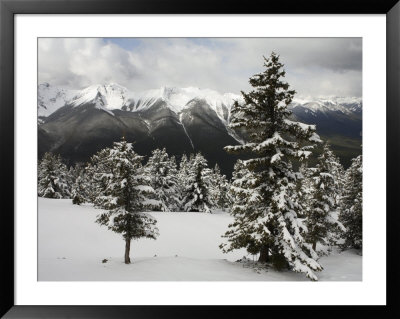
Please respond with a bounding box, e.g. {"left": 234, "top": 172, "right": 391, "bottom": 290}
{"left": 1, "top": 0, "right": 399, "bottom": 317}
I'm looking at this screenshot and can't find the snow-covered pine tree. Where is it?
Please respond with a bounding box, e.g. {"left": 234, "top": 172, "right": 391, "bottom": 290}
{"left": 222, "top": 159, "right": 262, "bottom": 255}
{"left": 339, "top": 154, "right": 362, "bottom": 251}
{"left": 85, "top": 147, "right": 113, "bottom": 204}
{"left": 305, "top": 143, "right": 345, "bottom": 254}
{"left": 221, "top": 52, "right": 322, "bottom": 280}
{"left": 38, "top": 152, "right": 71, "bottom": 199}
{"left": 93, "top": 140, "right": 160, "bottom": 264}
{"left": 298, "top": 163, "right": 312, "bottom": 217}
{"left": 177, "top": 154, "right": 190, "bottom": 211}
{"left": 211, "top": 164, "right": 230, "bottom": 210}
{"left": 182, "top": 153, "right": 214, "bottom": 213}
{"left": 68, "top": 163, "right": 83, "bottom": 186}
{"left": 324, "top": 144, "right": 345, "bottom": 208}
{"left": 71, "top": 175, "right": 86, "bottom": 205}
{"left": 68, "top": 163, "right": 88, "bottom": 205}
{"left": 168, "top": 155, "right": 180, "bottom": 211}
{"left": 146, "top": 148, "right": 180, "bottom": 212}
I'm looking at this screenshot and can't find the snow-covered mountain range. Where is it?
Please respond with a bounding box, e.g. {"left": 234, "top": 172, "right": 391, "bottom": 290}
{"left": 38, "top": 83, "right": 241, "bottom": 124}
{"left": 38, "top": 83, "right": 362, "bottom": 175}
{"left": 291, "top": 96, "right": 362, "bottom": 116}
{"left": 38, "top": 83, "right": 362, "bottom": 121}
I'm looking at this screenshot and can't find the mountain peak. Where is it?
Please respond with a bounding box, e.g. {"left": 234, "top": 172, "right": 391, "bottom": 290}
{"left": 70, "top": 83, "right": 129, "bottom": 111}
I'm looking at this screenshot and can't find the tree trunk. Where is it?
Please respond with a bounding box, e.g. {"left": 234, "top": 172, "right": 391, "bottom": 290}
{"left": 124, "top": 238, "right": 131, "bottom": 264}
{"left": 312, "top": 241, "right": 317, "bottom": 252}
{"left": 258, "top": 245, "right": 269, "bottom": 263}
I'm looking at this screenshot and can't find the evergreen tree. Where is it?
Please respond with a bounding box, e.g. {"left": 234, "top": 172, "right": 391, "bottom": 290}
{"left": 68, "top": 163, "right": 88, "bottom": 205}
{"left": 222, "top": 160, "right": 262, "bottom": 255}
{"left": 323, "top": 143, "right": 346, "bottom": 246}
{"left": 146, "top": 148, "right": 180, "bottom": 211}
{"left": 305, "top": 143, "right": 345, "bottom": 254}
{"left": 182, "top": 153, "right": 214, "bottom": 213}
{"left": 221, "top": 52, "right": 322, "bottom": 280}
{"left": 177, "top": 154, "right": 190, "bottom": 211}
{"left": 298, "top": 163, "right": 312, "bottom": 219}
{"left": 92, "top": 140, "right": 160, "bottom": 264}
{"left": 85, "top": 147, "right": 113, "bottom": 203}
{"left": 339, "top": 154, "right": 362, "bottom": 250}
{"left": 71, "top": 175, "right": 86, "bottom": 205}
{"left": 38, "top": 152, "right": 71, "bottom": 199}
{"left": 211, "top": 164, "right": 230, "bottom": 210}
{"left": 168, "top": 155, "right": 180, "bottom": 211}
{"left": 68, "top": 163, "right": 84, "bottom": 187}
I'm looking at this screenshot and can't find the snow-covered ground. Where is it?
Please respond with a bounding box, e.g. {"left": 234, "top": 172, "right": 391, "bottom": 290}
{"left": 38, "top": 198, "right": 361, "bottom": 281}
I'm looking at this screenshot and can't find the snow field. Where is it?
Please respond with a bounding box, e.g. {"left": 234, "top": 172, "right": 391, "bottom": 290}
{"left": 38, "top": 198, "right": 361, "bottom": 281}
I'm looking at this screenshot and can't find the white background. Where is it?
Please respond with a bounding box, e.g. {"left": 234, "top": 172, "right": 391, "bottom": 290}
{"left": 15, "top": 14, "right": 386, "bottom": 305}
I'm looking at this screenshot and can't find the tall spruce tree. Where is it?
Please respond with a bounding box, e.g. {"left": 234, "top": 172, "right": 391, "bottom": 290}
{"left": 339, "top": 154, "right": 362, "bottom": 251}
{"left": 38, "top": 152, "right": 71, "bottom": 199}
{"left": 221, "top": 52, "right": 322, "bottom": 280}
{"left": 92, "top": 140, "right": 160, "bottom": 264}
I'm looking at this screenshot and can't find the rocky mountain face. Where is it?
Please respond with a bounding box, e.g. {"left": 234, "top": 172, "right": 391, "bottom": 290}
{"left": 38, "top": 83, "right": 362, "bottom": 176}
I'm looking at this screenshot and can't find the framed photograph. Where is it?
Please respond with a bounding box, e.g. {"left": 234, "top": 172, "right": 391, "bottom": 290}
{"left": 1, "top": 0, "right": 399, "bottom": 317}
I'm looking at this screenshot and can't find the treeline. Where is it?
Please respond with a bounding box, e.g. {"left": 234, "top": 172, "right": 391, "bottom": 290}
{"left": 38, "top": 146, "right": 230, "bottom": 213}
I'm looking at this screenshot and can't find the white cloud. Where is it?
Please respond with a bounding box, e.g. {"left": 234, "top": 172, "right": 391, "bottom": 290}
{"left": 38, "top": 38, "right": 362, "bottom": 97}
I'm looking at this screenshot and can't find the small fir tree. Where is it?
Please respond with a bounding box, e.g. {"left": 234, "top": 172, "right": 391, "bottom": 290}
{"left": 211, "top": 164, "right": 230, "bottom": 210}
{"left": 177, "top": 154, "right": 190, "bottom": 211}
{"left": 222, "top": 160, "right": 262, "bottom": 256}
{"left": 305, "top": 143, "right": 345, "bottom": 254}
{"left": 38, "top": 152, "right": 71, "bottom": 199}
{"left": 92, "top": 140, "right": 160, "bottom": 264}
{"left": 146, "top": 148, "right": 180, "bottom": 211}
{"left": 182, "top": 153, "right": 214, "bottom": 213}
{"left": 339, "top": 154, "right": 362, "bottom": 251}
{"left": 85, "top": 147, "right": 114, "bottom": 203}
{"left": 322, "top": 143, "right": 346, "bottom": 208}
{"left": 167, "top": 156, "right": 180, "bottom": 211}
{"left": 68, "top": 163, "right": 85, "bottom": 188}
{"left": 71, "top": 175, "right": 86, "bottom": 205}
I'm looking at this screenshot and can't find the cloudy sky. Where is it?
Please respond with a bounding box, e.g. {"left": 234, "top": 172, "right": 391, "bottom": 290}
{"left": 38, "top": 38, "right": 362, "bottom": 97}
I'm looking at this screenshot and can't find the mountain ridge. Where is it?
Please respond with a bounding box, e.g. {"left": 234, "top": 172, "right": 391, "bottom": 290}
{"left": 38, "top": 83, "right": 362, "bottom": 121}
{"left": 38, "top": 83, "right": 362, "bottom": 175}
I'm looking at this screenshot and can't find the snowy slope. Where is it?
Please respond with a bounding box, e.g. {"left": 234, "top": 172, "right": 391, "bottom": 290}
{"left": 38, "top": 198, "right": 362, "bottom": 281}
{"left": 38, "top": 83, "right": 78, "bottom": 117}
{"left": 128, "top": 86, "right": 241, "bottom": 123}
{"left": 70, "top": 83, "right": 131, "bottom": 109}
